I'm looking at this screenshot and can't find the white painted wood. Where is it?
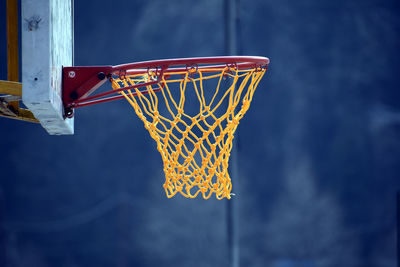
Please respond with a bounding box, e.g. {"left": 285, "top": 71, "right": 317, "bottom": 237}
{"left": 22, "top": 0, "right": 74, "bottom": 135}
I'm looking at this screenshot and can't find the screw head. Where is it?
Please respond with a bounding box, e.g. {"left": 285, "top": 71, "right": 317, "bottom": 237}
{"left": 97, "top": 72, "right": 106, "bottom": 80}
{"left": 65, "top": 107, "right": 74, "bottom": 118}
{"left": 69, "top": 91, "right": 78, "bottom": 100}
{"left": 68, "top": 71, "right": 76, "bottom": 78}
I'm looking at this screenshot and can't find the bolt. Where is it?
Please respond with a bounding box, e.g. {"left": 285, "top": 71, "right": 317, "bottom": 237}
{"left": 97, "top": 72, "right": 106, "bottom": 80}
{"left": 65, "top": 107, "right": 74, "bottom": 118}
{"left": 69, "top": 91, "right": 78, "bottom": 100}
{"left": 68, "top": 71, "right": 76, "bottom": 78}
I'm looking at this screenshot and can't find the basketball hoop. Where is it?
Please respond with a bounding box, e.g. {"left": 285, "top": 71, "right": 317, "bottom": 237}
{"left": 62, "top": 56, "right": 269, "bottom": 199}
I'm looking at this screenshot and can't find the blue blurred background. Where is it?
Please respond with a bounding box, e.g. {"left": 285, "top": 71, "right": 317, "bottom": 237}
{"left": 1, "top": 0, "right": 400, "bottom": 266}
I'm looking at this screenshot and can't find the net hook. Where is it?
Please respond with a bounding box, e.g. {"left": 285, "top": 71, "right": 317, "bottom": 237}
{"left": 226, "top": 63, "right": 237, "bottom": 71}
{"left": 118, "top": 70, "right": 127, "bottom": 80}
{"left": 254, "top": 64, "right": 267, "bottom": 72}
{"left": 147, "top": 66, "right": 165, "bottom": 81}
{"left": 185, "top": 63, "right": 198, "bottom": 78}
{"left": 224, "top": 63, "right": 237, "bottom": 77}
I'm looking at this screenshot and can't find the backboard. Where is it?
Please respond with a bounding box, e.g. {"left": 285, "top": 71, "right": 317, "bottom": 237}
{"left": 21, "top": 0, "right": 74, "bottom": 134}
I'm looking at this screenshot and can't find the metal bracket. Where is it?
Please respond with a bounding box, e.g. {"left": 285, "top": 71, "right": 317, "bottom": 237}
{"left": 62, "top": 66, "right": 113, "bottom": 117}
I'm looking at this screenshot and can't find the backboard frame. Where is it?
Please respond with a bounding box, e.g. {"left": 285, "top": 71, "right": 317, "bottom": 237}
{"left": 21, "top": 0, "right": 74, "bottom": 135}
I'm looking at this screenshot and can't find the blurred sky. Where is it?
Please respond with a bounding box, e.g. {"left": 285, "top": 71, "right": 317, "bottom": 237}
{"left": 1, "top": 0, "right": 400, "bottom": 267}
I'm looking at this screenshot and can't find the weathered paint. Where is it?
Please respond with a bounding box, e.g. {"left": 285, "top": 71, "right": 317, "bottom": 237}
{"left": 22, "top": 0, "right": 74, "bottom": 135}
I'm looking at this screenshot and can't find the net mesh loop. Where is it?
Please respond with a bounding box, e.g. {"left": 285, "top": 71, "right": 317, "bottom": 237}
{"left": 111, "top": 66, "right": 266, "bottom": 199}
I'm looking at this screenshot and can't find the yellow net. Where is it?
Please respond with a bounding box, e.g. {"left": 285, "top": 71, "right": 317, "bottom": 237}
{"left": 111, "top": 66, "right": 266, "bottom": 199}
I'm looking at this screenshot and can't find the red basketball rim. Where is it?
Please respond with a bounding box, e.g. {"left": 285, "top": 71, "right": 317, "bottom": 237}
{"left": 112, "top": 56, "right": 270, "bottom": 75}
